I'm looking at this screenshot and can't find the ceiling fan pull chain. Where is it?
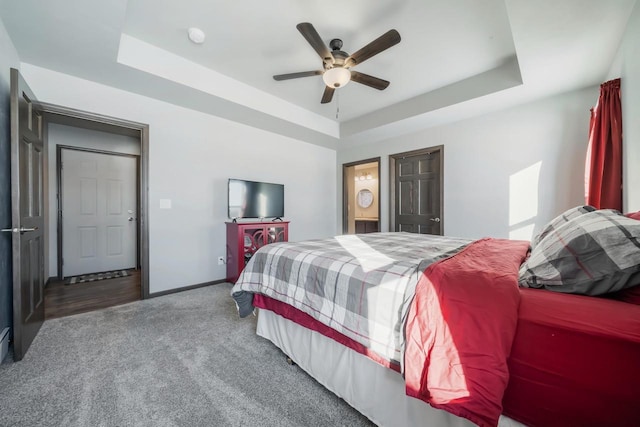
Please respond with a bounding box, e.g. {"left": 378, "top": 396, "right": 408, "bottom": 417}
{"left": 336, "top": 90, "right": 340, "bottom": 119}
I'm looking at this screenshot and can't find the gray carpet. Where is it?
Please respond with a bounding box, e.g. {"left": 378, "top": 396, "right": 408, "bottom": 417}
{"left": 0, "top": 283, "right": 374, "bottom": 427}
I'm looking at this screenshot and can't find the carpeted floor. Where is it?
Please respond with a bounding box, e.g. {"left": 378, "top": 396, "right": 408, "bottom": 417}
{"left": 0, "top": 283, "right": 374, "bottom": 427}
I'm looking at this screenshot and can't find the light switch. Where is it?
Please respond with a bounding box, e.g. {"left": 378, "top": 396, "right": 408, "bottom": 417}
{"left": 159, "top": 199, "right": 172, "bottom": 209}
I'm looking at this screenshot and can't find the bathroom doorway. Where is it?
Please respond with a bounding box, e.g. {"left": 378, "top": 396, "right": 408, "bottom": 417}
{"left": 342, "top": 158, "right": 381, "bottom": 234}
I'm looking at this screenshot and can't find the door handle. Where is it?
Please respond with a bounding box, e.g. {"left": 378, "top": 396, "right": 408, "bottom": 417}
{"left": 128, "top": 217, "right": 136, "bottom": 222}
{"left": 1, "top": 226, "right": 39, "bottom": 233}
{"left": 429, "top": 218, "right": 441, "bottom": 223}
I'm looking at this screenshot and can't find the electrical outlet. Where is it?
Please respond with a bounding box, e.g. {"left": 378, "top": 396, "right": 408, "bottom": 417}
{"left": 217, "top": 256, "right": 225, "bottom": 265}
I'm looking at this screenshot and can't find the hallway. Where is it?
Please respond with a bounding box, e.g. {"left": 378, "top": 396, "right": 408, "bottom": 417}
{"left": 44, "top": 270, "right": 141, "bottom": 319}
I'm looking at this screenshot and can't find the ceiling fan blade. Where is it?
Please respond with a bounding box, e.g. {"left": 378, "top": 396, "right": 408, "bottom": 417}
{"left": 273, "top": 70, "right": 323, "bottom": 81}
{"left": 297, "top": 23, "right": 334, "bottom": 64}
{"left": 346, "top": 29, "right": 401, "bottom": 67}
{"left": 350, "top": 71, "right": 390, "bottom": 90}
{"left": 321, "top": 86, "right": 335, "bottom": 104}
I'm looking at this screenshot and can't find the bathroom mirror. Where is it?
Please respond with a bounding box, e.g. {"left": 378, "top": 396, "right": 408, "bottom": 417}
{"left": 357, "top": 189, "right": 374, "bottom": 208}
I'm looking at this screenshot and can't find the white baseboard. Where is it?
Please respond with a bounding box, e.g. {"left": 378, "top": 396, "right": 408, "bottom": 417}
{"left": 0, "top": 327, "right": 9, "bottom": 363}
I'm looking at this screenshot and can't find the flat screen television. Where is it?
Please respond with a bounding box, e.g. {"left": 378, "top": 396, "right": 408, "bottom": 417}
{"left": 228, "top": 178, "right": 284, "bottom": 220}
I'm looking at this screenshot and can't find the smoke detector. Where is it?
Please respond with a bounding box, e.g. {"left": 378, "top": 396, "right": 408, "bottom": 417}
{"left": 188, "top": 27, "right": 205, "bottom": 44}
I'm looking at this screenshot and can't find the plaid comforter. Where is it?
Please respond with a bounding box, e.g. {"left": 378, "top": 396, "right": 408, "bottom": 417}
{"left": 231, "top": 232, "right": 469, "bottom": 363}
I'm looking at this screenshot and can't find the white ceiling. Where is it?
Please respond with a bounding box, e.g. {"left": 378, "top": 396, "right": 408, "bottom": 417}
{"left": 0, "top": 0, "right": 636, "bottom": 149}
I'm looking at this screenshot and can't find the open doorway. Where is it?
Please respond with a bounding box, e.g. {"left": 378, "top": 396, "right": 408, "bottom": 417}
{"left": 342, "top": 158, "right": 381, "bottom": 234}
{"left": 40, "top": 104, "right": 149, "bottom": 320}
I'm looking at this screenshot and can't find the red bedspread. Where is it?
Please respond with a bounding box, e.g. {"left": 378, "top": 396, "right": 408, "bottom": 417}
{"left": 404, "top": 238, "right": 530, "bottom": 427}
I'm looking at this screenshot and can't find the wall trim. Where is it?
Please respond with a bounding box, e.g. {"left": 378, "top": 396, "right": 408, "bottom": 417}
{"left": 149, "top": 279, "right": 227, "bottom": 298}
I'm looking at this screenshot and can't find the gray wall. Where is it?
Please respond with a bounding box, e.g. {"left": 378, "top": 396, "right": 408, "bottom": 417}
{"left": 337, "top": 86, "right": 597, "bottom": 240}
{"left": 0, "top": 19, "right": 20, "bottom": 351}
{"left": 23, "top": 64, "right": 338, "bottom": 294}
{"left": 606, "top": 1, "right": 640, "bottom": 212}
{"left": 619, "top": 1, "right": 640, "bottom": 212}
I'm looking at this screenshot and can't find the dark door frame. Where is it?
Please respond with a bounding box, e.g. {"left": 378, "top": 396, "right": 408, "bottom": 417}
{"left": 38, "top": 102, "right": 150, "bottom": 299}
{"left": 389, "top": 145, "right": 444, "bottom": 234}
{"left": 56, "top": 145, "right": 141, "bottom": 281}
{"left": 342, "top": 157, "right": 381, "bottom": 234}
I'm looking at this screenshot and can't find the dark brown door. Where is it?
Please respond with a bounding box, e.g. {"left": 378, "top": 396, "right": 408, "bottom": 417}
{"left": 394, "top": 149, "right": 442, "bottom": 234}
{"left": 8, "top": 68, "right": 45, "bottom": 361}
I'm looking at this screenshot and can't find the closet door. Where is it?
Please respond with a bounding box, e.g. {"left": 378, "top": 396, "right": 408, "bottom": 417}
{"left": 393, "top": 148, "right": 442, "bottom": 235}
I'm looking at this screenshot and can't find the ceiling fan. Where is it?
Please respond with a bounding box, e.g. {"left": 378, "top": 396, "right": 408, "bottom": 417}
{"left": 273, "top": 23, "right": 401, "bottom": 104}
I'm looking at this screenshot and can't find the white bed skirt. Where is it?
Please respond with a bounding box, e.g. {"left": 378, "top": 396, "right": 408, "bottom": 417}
{"left": 256, "top": 309, "right": 523, "bottom": 427}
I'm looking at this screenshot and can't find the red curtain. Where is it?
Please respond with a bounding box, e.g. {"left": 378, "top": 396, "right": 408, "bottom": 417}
{"left": 585, "top": 78, "right": 622, "bottom": 210}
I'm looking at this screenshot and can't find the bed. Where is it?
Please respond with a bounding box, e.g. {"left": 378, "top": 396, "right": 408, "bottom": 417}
{"left": 232, "top": 208, "right": 640, "bottom": 427}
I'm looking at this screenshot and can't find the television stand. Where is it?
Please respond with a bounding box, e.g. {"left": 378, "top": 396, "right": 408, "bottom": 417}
{"left": 272, "top": 217, "right": 283, "bottom": 222}
{"left": 225, "top": 220, "right": 290, "bottom": 283}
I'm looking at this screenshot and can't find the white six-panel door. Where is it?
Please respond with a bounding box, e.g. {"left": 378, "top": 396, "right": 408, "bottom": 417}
{"left": 61, "top": 149, "right": 137, "bottom": 277}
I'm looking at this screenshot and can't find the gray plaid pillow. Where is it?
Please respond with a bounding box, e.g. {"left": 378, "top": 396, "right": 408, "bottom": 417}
{"left": 519, "top": 210, "right": 640, "bottom": 295}
{"left": 532, "top": 205, "right": 596, "bottom": 248}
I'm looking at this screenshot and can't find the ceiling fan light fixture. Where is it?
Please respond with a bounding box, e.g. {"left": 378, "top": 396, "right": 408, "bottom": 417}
{"left": 323, "top": 67, "right": 351, "bottom": 88}
{"left": 274, "top": 23, "right": 400, "bottom": 103}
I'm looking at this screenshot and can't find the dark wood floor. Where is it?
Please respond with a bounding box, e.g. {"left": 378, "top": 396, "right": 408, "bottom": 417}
{"left": 45, "top": 270, "right": 141, "bottom": 320}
